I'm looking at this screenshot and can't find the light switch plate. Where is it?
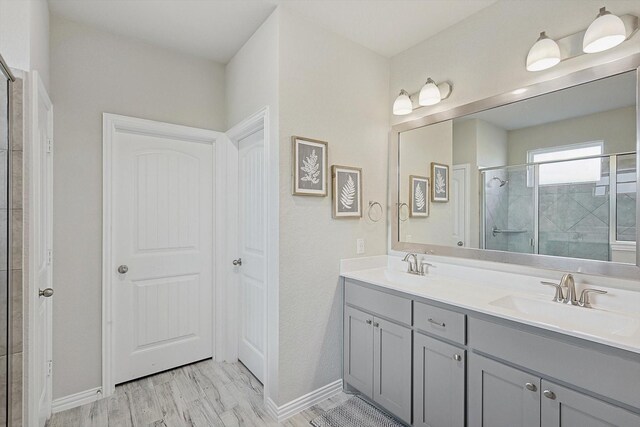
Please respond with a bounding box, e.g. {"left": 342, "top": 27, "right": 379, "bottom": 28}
{"left": 356, "top": 238, "right": 365, "bottom": 254}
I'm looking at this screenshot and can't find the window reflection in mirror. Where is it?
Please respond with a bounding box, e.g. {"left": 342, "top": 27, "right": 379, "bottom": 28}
{"left": 398, "top": 70, "right": 637, "bottom": 264}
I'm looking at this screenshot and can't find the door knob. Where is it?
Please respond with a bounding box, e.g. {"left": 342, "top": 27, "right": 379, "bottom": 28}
{"left": 525, "top": 382, "right": 537, "bottom": 392}
{"left": 543, "top": 390, "right": 556, "bottom": 400}
{"left": 453, "top": 354, "right": 462, "bottom": 361}
{"left": 457, "top": 241, "right": 463, "bottom": 246}
{"left": 39, "top": 288, "right": 54, "bottom": 298}
{"left": 232, "top": 258, "right": 242, "bottom": 266}
{"left": 117, "top": 265, "right": 129, "bottom": 274}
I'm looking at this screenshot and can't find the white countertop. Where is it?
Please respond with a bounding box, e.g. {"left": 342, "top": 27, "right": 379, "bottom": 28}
{"left": 340, "top": 257, "right": 640, "bottom": 354}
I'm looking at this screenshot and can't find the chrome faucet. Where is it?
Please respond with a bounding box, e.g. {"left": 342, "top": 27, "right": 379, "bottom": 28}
{"left": 541, "top": 273, "right": 607, "bottom": 308}
{"left": 560, "top": 273, "right": 577, "bottom": 305}
{"left": 403, "top": 253, "right": 419, "bottom": 274}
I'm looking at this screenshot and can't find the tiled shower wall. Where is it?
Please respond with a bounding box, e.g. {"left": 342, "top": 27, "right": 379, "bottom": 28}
{"left": 8, "top": 78, "right": 23, "bottom": 427}
{"left": 506, "top": 169, "right": 534, "bottom": 254}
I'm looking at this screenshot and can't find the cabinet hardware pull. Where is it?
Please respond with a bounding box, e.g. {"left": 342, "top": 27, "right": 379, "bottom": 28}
{"left": 365, "top": 319, "right": 372, "bottom": 325}
{"left": 543, "top": 390, "right": 556, "bottom": 400}
{"left": 427, "top": 318, "right": 445, "bottom": 327}
{"left": 373, "top": 322, "right": 379, "bottom": 328}
{"left": 525, "top": 382, "right": 537, "bottom": 392}
{"left": 453, "top": 354, "right": 462, "bottom": 361}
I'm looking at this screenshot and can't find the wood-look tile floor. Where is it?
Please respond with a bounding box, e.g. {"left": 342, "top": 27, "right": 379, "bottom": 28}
{"left": 47, "top": 359, "right": 349, "bottom": 427}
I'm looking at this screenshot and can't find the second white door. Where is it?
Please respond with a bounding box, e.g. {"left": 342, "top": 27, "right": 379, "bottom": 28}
{"left": 237, "top": 129, "right": 266, "bottom": 383}
{"left": 111, "top": 116, "right": 215, "bottom": 385}
{"left": 452, "top": 165, "right": 469, "bottom": 248}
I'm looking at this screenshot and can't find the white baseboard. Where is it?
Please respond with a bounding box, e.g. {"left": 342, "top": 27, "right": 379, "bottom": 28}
{"left": 52, "top": 387, "right": 103, "bottom": 413}
{"left": 267, "top": 379, "right": 343, "bottom": 422}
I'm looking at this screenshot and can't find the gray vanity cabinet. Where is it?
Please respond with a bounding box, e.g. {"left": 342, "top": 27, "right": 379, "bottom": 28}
{"left": 373, "top": 317, "right": 412, "bottom": 424}
{"left": 344, "top": 306, "right": 374, "bottom": 397}
{"left": 413, "top": 333, "right": 465, "bottom": 427}
{"left": 540, "top": 380, "right": 640, "bottom": 427}
{"left": 468, "top": 353, "right": 540, "bottom": 427}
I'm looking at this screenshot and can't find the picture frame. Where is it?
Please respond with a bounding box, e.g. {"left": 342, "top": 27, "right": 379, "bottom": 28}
{"left": 331, "top": 165, "right": 362, "bottom": 218}
{"left": 292, "top": 136, "right": 328, "bottom": 196}
{"left": 409, "top": 175, "right": 429, "bottom": 217}
{"left": 431, "top": 162, "right": 449, "bottom": 202}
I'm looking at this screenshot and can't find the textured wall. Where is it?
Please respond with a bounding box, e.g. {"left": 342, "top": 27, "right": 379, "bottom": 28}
{"left": 50, "top": 15, "right": 226, "bottom": 399}
{"left": 277, "top": 7, "right": 389, "bottom": 405}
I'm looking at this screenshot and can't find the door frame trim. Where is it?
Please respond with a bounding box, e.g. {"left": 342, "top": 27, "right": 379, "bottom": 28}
{"left": 101, "top": 113, "right": 223, "bottom": 396}
{"left": 224, "top": 106, "right": 278, "bottom": 406}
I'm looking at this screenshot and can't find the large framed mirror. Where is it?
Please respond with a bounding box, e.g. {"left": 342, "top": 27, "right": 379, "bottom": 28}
{"left": 390, "top": 54, "right": 640, "bottom": 280}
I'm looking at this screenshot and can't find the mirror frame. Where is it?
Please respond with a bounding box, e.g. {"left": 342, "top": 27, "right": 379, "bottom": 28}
{"left": 390, "top": 53, "right": 640, "bottom": 280}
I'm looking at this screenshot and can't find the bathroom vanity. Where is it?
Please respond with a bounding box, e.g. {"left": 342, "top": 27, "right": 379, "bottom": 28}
{"left": 341, "top": 263, "right": 640, "bottom": 427}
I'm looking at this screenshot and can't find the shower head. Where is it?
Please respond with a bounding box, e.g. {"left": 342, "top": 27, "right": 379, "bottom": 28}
{"left": 490, "top": 176, "right": 508, "bottom": 187}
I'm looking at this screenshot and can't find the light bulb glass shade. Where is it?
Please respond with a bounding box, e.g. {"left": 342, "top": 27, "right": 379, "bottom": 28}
{"left": 418, "top": 78, "right": 442, "bottom": 106}
{"left": 526, "top": 32, "right": 561, "bottom": 72}
{"left": 583, "top": 8, "right": 626, "bottom": 53}
{"left": 393, "top": 90, "right": 413, "bottom": 115}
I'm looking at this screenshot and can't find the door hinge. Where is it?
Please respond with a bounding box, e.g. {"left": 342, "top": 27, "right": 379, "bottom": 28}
{"left": 47, "top": 360, "right": 53, "bottom": 377}
{"left": 47, "top": 138, "right": 53, "bottom": 153}
{"left": 47, "top": 249, "right": 53, "bottom": 265}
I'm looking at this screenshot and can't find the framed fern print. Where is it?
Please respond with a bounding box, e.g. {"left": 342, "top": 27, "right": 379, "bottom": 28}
{"left": 331, "top": 165, "right": 362, "bottom": 218}
{"left": 409, "top": 175, "right": 429, "bottom": 217}
{"left": 292, "top": 136, "right": 328, "bottom": 196}
{"left": 431, "top": 162, "right": 449, "bottom": 202}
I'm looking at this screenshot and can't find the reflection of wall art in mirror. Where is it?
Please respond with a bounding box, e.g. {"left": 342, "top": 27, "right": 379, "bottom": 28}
{"left": 409, "top": 175, "right": 429, "bottom": 217}
{"left": 431, "top": 162, "right": 449, "bottom": 202}
{"left": 332, "top": 165, "right": 362, "bottom": 218}
{"left": 292, "top": 136, "right": 328, "bottom": 196}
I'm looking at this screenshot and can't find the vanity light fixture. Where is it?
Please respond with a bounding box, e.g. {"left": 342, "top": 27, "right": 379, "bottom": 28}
{"left": 392, "top": 80, "right": 453, "bottom": 116}
{"left": 583, "top": 7, "right": 627, "bottom": 53}
{"left": 526, "top": 32, "right": 561, "bottom": 72}
{"left": 524, "top": 8, "right": 638, "bottom": 72}
{"left": 393, "top": 89, "right": 413, "bottom": 116}
{"left": 418, "top": 78, "right": 442, "bottom": 106}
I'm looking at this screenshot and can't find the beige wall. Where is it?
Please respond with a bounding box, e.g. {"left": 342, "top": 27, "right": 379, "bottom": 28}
{"left": 399, "top": 121, "right": 453, "bottom": 245}
{"left": 390, "top": 0, "right": 640, "bottom": 127}
{"left": 277, "top": 7, "right": 389, "bottom": 405}
{"left": 507, "top": 106, "right": 636, "bottom": 165}
{"left": 50, "top": 15, "right": 226, "bottom": 399}
{"left": 0, "top": 0, "right": 50, "bottom": 90}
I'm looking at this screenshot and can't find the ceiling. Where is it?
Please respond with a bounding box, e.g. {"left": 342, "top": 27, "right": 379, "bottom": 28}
{"left": 47, "top": 0, "right": 498, "bottom": 64}
{"left": 458, "top": 71, "right": 637, "bottom": 131}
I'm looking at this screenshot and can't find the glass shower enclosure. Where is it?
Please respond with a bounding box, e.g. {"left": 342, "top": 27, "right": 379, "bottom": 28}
{"left": 481, "top": 152, "right": 636, "bottom": 262}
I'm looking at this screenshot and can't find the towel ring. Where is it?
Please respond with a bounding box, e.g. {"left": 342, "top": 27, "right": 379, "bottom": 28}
{"left": 367, "top": 201, "right": 383, "bottom": 222}
{"left": 398, "top": 203, "right": 409, "bottom": 222}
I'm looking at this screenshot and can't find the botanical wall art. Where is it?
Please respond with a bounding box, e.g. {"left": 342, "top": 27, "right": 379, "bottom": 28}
{"left": 332, "top": 165, "right": 362, "bottom": 218}
{"left": 292, "top": 136, "right": 328, "bottom": 196}
{"left": 431, "top": 162, "right": 449, "bottom": 202}
{"left": 409, "top": 175, "right": 429, "bottom": 217}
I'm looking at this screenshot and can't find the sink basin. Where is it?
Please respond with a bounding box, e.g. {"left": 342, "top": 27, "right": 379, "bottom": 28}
{"left": 383, "top": 269, "right": 433, "bottom": 287}
{"left": 489, "top": 295, "right": 640, "bottom": 338}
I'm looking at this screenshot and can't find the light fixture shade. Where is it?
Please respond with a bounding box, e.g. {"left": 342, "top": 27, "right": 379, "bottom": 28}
{"left": 418, "top": 78, "right": 441, "bottom": 106}
{"left": 393, "top": 90, "right": 413, "bottom": 115}
{"left": 583, "top": 7, "right": 626, "bottom": 53}
{"left": 526, "top": 32, "right": 561, "bottom": 72}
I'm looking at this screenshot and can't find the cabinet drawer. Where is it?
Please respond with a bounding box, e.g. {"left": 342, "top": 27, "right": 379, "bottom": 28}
{"left": 345, "top": 280, "right": 412, "bottom": 326}
{"left": 414, "top": 302, "right": 466, "bottom": 345}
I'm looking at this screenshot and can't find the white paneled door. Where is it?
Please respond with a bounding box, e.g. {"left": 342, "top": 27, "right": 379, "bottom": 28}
{"left": 111, "top": 117, "right": 214, "bottom": 385}
{"left": 31, "top": 72, "right": 53, "bottom": 427}
{"left": 452, "top": 165, "right": 469, "bottom": 248}
{"left": 237, "top": 129, "right": 266, "bottom": 383}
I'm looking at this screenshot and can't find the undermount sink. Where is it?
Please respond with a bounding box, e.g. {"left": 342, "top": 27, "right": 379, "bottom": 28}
{"left": 489, "top": 295, "right": 640, "bottom": 338}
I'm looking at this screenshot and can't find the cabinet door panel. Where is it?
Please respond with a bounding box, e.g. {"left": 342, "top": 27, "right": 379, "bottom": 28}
{"left": 541, "top": 380, "right": 640, "bottom": 427}
{"left": 344, "top": 306, "right": 374, "bottom": 397}
{"left": 469, "top": 354, "right": 540, "bottom": 427}
{"left": 373, "top": 317, "right": 412, "bottom": 424}
{"left": 414, "top": 333, "right": 465, "bottom": 427}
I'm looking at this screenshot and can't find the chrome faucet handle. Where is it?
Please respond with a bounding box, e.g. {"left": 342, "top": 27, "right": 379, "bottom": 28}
{"left": 578, "top": 289, "right": 607, "bottom": 308}
{"left": 419, "top": 261, "right": 434, "bottom": 275}
{"left": 540, "top": 281, "right": 564, "bottom": 302}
